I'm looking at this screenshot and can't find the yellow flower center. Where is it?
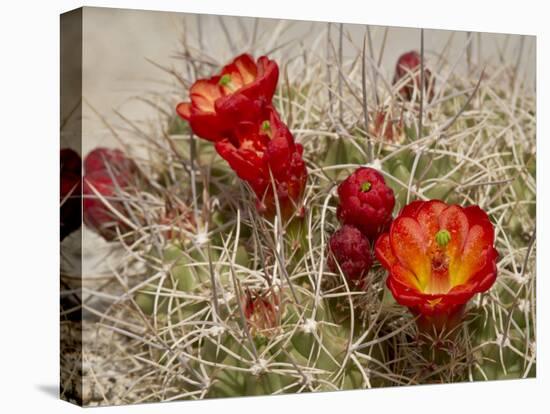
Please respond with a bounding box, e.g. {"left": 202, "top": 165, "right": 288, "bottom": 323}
{"left": 435, "top": 229, "right": 451, "bottom": 247}
{"left": 424, "top": 231, "right": 453, "bottom": 294}
{"left": 361, "top": 181, "right": 372, "bottom": 192}
{"left": 219, "top": 74, "right": 232, "bottom": 86}
{"left": 219, "top": 74, "right": 237, "bottom": 92}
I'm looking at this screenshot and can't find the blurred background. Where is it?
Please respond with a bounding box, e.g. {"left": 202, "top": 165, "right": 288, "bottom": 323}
{"left": 75, "top": 7, "right": 535, "bottom": 153}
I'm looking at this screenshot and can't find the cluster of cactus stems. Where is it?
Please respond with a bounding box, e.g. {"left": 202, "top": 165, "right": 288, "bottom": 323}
{"left": 61, "top": 19, "right": 535, "bottom": 405}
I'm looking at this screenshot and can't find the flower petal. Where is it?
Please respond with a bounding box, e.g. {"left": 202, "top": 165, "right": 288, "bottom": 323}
{"left": 416, "top": 200, "right": 447, "bottom": 241}
{"left": 387, "top": 276, "right": 420, "bottom": 308}
{"left": 375, "top": 233, "right": 397, "bottom": 269}
{"left": 215, "top": 93, "right": 262, "bottom": 129}
{"left": 215, "top": 139, "right": 264, "bottom": 182}
{"left": 438, "top": 204, "right": 469, "bottom": 259}
{"left": 190, "top": 80, "right": 223, "bottom": 113}
{"left": 188, "top": 111, "right": 227, "bottom": 142}
{"left": 176, "top": 102, "right": 192, "bottom": 120}
{"left": 233, "top": 54, "right": 258, "bottom": 84}
{"left": 451, "top": 224, "right": 494, "bottom": 286}
{"left": 390, "top": 216, "right": 431, "bottom": 288}
{"left": 399, "top": 199, "right": 425, "bottom": 219}
{"left": 464, "top": 205, "right": 495, "bottom": 245}
{"left": 239, "top": 56, "right": 279, "bottom": 102}
{"left": 472, "top": 247, "right": 498, "bottom": 291}
{"left": 391, "top": 264, "right": 423, "bottom": 291}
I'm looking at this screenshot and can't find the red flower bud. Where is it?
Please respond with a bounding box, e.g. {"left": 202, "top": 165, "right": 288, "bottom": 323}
{"left": 336, "top": 167, "right": 395, "bottom": 241}
{"left": 393, "top": 51, "right": 435, "bottom": 102}
{"left": 176, "top": 54, "right": 279, "bottom": 142}
{"left": 60, "top": 149, "right": 82, "bottom": 241}
{"left": 215, "top": 106, "right": 307, "bottom": 218}
{"left": 83, "top": 148, "right": 137, "bottom": 241}
{"left": 375, "top": 200, "right": 498, "bottom": 324}
{"left": 243, "top": 289, "right": 281, "bottom": 336}
{"left": 328, "top": 225, "right": 373, "bottom": 289}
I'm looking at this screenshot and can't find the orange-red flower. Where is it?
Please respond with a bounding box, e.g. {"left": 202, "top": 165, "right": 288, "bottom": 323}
{"left": 176, "top": 54, "right": 279, "bottom": 142}
{"left": 215, "top": 106, "right": 307, "bottom": 218}
{"left": 176, "top": 54, "right": 306, "bottom": 218}
{"left": 375, "top": 200, "right": 498, "bottom": 318}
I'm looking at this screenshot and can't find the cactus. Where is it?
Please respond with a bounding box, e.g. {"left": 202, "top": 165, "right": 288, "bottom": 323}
{"left": 69, "top": 18, "right": 535, "bottom": 406}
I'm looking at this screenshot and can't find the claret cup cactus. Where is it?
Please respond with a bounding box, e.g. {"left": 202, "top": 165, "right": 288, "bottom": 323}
{"left": 375, "top": 200, "right": 498, "bottom": 333}
{"left": 69, "top": 22, "right": 535, "bottom": 406}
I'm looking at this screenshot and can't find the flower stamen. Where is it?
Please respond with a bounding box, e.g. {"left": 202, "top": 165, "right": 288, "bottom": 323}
{"left": 218, "top": 74, "right": 235, "bottom": 91}
{"left": 260, "top": 120, "right": 272, "bottom": 137}
{"left": 360, "top": 181, "right": 372, "bottom": 192}
{"left": 435, "top": 229, "right": 451, "bottom": 247}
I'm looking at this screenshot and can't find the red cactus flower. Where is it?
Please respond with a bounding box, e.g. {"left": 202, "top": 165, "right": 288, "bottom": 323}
{"left": 393, "top": 51, "right": 435, "bottom": 102}
{"left": 243, "top": 289, "right": 281, "bottom": 336}
{"left": 60, "top": 148, "right": 82, "bottom": 241}
{"left": 328, "top": 225, "right": 373, "bottom": 289}
{"left": 83, "top": 148, "right": 137, "bottom": 241}
{"left": 336, "top": 167, "right": 395, "bottom": 241}
{"left": 176, "top": 54, "right": 279, "bottom": 142}
{"left": 375, "top": 200, "right": 498, "bottom": 323}
{"left": 215, "top": 106, "right": 307, "bottom": 218}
